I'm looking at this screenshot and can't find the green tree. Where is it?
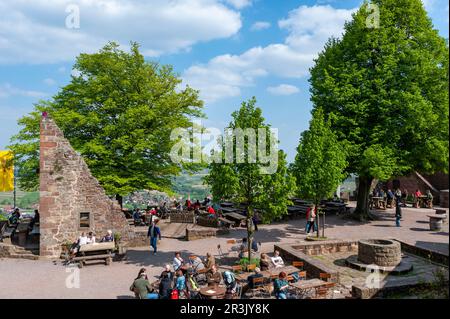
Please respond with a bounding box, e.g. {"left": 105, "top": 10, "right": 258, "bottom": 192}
{"left": 8, "top": 42, "right": 204, "bottom": 200}
{"left": 204, "top": 97, "right": 295, "bottom": 260}
{"left": 309, "top": 0, "right": 449, "bottom": 219}
{"left": 291, "top": 108, "right": 347, "bottom": 237}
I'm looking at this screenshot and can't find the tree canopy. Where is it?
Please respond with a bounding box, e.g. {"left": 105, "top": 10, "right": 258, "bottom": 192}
{"left": 204, "top": 97, "right": 295, "bottom": 259}
{"left": 309, "top": 0, "right": 449, "bottom": 217}
{"left": 291, "top": 107, "right": 347, "bottom": 237}
{"left": 9, "top": 42, "right": 204, "bottom": 196}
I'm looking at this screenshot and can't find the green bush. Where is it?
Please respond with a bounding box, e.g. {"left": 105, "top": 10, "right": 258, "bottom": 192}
{"left": 238, "top": 257, "right": 260, "bottom": 268}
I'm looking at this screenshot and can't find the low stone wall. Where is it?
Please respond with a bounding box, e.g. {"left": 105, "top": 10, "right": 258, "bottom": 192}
{"left": 274, "top": 242, "right": 347, "bottom": 283}
{"left": 289, "top": 239, "right": 358, "bottom": 255}
{"left": 169, "top": 213, "right": 195, "bottom": 224}
{"left": 126, "top": 228, "right": 149, "bottom": 247}
{"left": 395, "top": 239, "right": 448, "bottom": 266}
{"left": 196, "top": 216, "right": 220, "bottom": 228}
{"left": 186, "top": 228, "right": 217, "bottom": 241}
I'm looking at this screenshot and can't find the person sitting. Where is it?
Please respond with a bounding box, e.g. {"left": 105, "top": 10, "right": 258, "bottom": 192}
{"left": 186, "top": 272, "right": 201, "bottom": 299}
{"left": 401, "top": 189, "right": 408, "bottom": 207}
{"left": 271, "top": 250, "right": 285, "bottom": 268}
{"left": 386, "top": 189, "right": 395, "bottom": 208}
{"left": 207, "top": 206, "right": 216, "bottom": 217}
{"left": 160, "top": 264, "right": 174, "bottom": 283}
{"left": 101, "top": 230, "right": 114, "bottom": 242}
{"left": 414, "top": 189, "right": 423, "bottom": 208}
{"left": 193, "top": 200, "right": 201, "bottom": 210}
{"left": 238, "top": 238, "right": 258, "bottom": 258}
{"left": 130, "top": 268, "right": 158, "bottom": 299}
{"left": 273, "top": 272, "right": 290, "bottom": 299}
{"left": 158, "top": 272, "right": 172, "bottom": 299}
{"left": 204, "top": 252, "right": 215, "bottom": 270}
{"left": 426, "top": 190, "right": 434, "bottom": 208}
{"left": 247, "top": 267, "right": 263, "bottom": 289}
{"left": 206, "top": 264, "right": 222, "bottom": 287}
{"left": 70, "top": 232, "right": 88, "bottom": 257}
{"left": 8, "top": 208, "right": 20, "bottom": 226}
{"left": 223, "top": 270, "right": 238, "bottom": 299}
{"left": 87, "top": 231, "right": 96, "bottom": 244}
{"left": 172, "top": 252, "right": 184, "bottom": 272}
{"left": 175, "top": 270, "right": 187, "bottom": 298}
{"left": 259, "top": 253, "right": 271, "bottom": 271}
{"left": 190, "top": 256, "right": 206, "bottom": 273}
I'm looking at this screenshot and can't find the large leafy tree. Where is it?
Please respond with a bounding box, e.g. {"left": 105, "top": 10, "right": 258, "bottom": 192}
{"left": 291, "top": 107, "right": 347, "bottom": 237}
{"left": 204, "top": 97, "right": 295, "bottom": 260}
{"left": 9, "top": 42, "right": 204, "bottom": 199}
{"left": 309, "top": 0, "right": 449, "bottom": 219}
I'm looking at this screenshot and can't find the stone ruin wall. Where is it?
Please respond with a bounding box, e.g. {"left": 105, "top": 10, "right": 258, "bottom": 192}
{"left": 39, "top": 116, "right": 132, "bottom": 258}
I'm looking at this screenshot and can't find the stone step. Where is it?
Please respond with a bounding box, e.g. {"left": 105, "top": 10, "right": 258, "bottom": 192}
{"left": 9, "top": 253, "right": 39, "bottom": 260}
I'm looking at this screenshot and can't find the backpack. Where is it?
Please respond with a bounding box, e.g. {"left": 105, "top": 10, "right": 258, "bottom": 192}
{"left": 170, "top": 289, "right": 179, "bottom": 300}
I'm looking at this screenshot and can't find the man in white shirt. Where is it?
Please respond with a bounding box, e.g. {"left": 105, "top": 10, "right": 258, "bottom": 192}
{"left": 271, "top": 250, "right": 285, "bottom": 268}
{"left": 172, "top": 252, "right": 184, "bottom": 271}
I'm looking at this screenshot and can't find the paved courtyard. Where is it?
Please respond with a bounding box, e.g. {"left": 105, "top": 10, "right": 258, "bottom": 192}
{"left": 0, "top": 204, "right": 447, "bottom": 298}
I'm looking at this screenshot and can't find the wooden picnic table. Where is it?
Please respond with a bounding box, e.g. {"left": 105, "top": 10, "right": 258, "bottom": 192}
{"left": 199, "top": 286, "right": 227, "bottom": 299}
{"left": 235, "top": 265, "right": 300, "bottom": 283}
{"left": 289, "top": 279, "right": 329, "bottom": 298}
{"left": 223, "top": 212, "right": 247, "bottom": 227}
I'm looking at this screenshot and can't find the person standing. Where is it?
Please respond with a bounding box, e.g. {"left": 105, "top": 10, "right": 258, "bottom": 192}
{"left": 147, "top": 219, "right": 161, "bottom": 255}
{"left": 305, "top": 204, "right": 317, "bottom": 236}
{"left": 395, "top": 189, "right": 402, "bottom": 227}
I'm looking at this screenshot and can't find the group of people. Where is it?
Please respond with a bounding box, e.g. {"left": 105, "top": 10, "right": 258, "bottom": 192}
{"left": 69, "top": 230, "right": 114, "bottom": 257}
{"left": 130, "top": 249, "right": 291, "bottom": 300}
{"left": 130, "top": 251, "right": 237, "bottom": 299}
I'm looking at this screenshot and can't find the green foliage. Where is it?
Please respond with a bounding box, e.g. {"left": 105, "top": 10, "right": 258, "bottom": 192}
{"left": 238, "top": 257, "right": 260, "bottom": 268}
{"left": 291, "top": 107, "right": 347, "bottom": 205}
{"left": 8, "top": 42, "right": 204, "bottom": 196}
{"left": 309, "top": 0, "right": 449, "bottom": 215}
{"left": 204, "top": 97, "right": 295, "bottom": 259}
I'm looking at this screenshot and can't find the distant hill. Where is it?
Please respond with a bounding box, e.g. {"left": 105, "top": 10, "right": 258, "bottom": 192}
{"left": 172, "top": 170, "right": 210, "bottom": 200}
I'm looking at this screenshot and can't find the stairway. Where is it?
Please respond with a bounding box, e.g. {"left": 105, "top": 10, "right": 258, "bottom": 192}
{"left": 0, "top": 243, "right": 39, "bottom": 260}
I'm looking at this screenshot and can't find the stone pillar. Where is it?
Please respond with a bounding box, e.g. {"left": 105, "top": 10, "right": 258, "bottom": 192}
{"left": 39, "top": 116, "right": 132, "bottom": 258}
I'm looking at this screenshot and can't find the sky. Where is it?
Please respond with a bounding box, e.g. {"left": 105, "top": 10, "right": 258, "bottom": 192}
{"left": 0, "top": 0, "right": 448, "bottom": 162}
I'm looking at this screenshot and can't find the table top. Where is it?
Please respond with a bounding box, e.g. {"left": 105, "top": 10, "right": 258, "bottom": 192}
{"left": 223, "top": 212, "right": 247, "bottom": 220}
{"left": 289, "top": 279, "right": 328, "bottom": 290}
{"left": 199, "top": 286, "right": 227, "bottom": 297}
{"left": 235, "top": 265, "right": 300, "bottom": 282}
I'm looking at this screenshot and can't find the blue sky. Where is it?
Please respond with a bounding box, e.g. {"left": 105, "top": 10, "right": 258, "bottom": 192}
{"left": 0, "top": 0, "right": 448, "bottom": 162}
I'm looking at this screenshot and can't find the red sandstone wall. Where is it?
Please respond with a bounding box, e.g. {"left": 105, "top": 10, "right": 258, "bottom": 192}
{"left": 39, "top": 116, "right": 132, "bottom": 258}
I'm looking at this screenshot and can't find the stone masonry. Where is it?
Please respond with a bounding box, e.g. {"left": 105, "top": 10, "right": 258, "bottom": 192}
{"left": 39, "top": 116, "right": 132, "bottom": 258}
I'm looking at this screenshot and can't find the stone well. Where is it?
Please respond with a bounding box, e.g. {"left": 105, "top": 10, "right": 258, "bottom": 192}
{"left": 358, "top": 239, "right": 401, "bottom": 267}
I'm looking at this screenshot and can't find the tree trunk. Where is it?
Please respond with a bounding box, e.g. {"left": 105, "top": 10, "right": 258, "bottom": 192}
{"left": 354, "top": 176, "right": 373, "bottom": 220}
{"left": 315, "top": 200, "right": 320, "bottom": 238}
{"left": 115, "top": 194, "right": 123, "bottom": 208}
{"left": 247, "top": 206, "right": 253, "bottom": 262}
{"left": 322, "top": 212, "right": 325, "bottom": 238}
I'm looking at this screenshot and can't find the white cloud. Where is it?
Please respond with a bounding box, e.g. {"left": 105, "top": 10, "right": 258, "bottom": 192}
{"left": 43, "top": 78, "right": 56, "bottom": 86}
{"left": 0, "top": 0, "right": 242, "bottom": 64}
{"left": 224, "top": 0, "right": 252, "bottom": 9}
{"left": 267, "top": 84, "right": 299, "bottom": 96}
{"left": 183, "top": 5, "right": 355, "bottom": 103}
{"left": 251, "top": 21, "right": 271, "bottom": 31}
{"left": 0, "top": 83, "right": 47, "bottom": 98}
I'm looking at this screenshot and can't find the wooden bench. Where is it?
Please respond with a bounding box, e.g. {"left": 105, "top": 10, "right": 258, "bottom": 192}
{"left": 217, "top": 217, "right": 234, "bottom": 228}
{"left": 73, "top": 242, "right": 115, "bottom": 268}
